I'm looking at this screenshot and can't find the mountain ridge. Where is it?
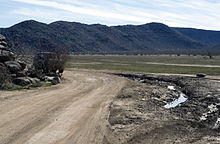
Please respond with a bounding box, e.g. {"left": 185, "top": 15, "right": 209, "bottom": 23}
{"left": 0, "top": 20, "right": 219, "bottom": 54}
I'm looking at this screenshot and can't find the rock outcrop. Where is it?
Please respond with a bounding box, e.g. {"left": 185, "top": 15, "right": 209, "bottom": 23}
{"left": 0, "top": 34, "right": 39, "bottom": 88}
{"left": 0, "top": 34, "right": 6, "bottom": 49}
{"left": 0, "top": 34, "right": 15, "bottom": 62}
{"left": 0, "top": 34, "right": 62, "bottom": 89}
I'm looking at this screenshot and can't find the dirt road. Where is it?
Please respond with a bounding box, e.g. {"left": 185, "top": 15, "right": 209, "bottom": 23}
{"left": 0, "top": 69, "right": 126, "bottom": 144}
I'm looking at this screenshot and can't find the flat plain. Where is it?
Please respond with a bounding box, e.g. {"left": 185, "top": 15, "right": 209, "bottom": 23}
{"left": 67, "top": 55, "right": 220, "bottom": 76}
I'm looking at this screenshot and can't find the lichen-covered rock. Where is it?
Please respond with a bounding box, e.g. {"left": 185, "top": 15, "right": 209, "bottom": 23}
{"left": 4, "top": 61, "right": 22, "bottom": 74}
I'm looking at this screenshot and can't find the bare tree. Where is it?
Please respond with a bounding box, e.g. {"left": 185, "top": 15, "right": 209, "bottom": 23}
{"left": 33, "top": 44, "right": 69, "bottom": 76}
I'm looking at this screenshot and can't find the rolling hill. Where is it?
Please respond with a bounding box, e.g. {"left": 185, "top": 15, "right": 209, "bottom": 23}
{"left": 0, "top": 20, "right": 219, "bottom": 54}
{"left": 175, "top": 27, "right": 220, "bottom": 45}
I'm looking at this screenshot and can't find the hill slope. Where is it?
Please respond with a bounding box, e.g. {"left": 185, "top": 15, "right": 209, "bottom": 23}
{"left": 175, "top": 27, "right": 220, "bottom": 45}
{"left": 0, "top": 20, "right": 218, "bottom": 54}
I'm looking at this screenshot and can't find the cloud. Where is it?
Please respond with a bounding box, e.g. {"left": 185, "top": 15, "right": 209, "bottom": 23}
{"left": 12, "top": 0, "right": 154, "bottom": 23}
{"left": 9, "top": 0, "right": 220, "bottom": 30}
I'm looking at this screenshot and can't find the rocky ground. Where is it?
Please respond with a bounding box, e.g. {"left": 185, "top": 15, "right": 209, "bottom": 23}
{"left": 1, "top": 67, "right": 220, "bottom": 143}
{"left": 104, "top": 73, "right": 220, "bottom": 144}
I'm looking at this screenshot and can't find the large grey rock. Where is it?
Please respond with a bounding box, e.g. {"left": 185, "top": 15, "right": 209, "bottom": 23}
{"left": 0, "top": 41, "right": 7, "bottom": 47}
{"left": 43, "top": 76, "right": 61, "bottom": 84}
{"left": 13, "top": 77, "right": 31, "bottom": 86}
{"left": 43, "top": 76, "right": 55, "bottom": 81}
{"left": 17, "top": 61, "right": 26, "bottom": 70}
{"left": 0, "top": 51, "right": 15, "bottom": 63}
{"left": 0, "top": 45, "right": 6, "bottom": 49}
{"left": 0, "top": 55, "right": 14, "bottom": 63}
{"left": 0, "top": 34, "right": 6, "bottom": 50}
{"left": 27, "top": 77, "right": 40, "bottom": 85}
{"left": 13, "top": 77, "right": 40, "bottom": 86}
{"left": 16, "top": 71, "right": 27, "bottom": 77}
{"left": 0, "top": 34, "right": 6, "bottom": 41}
{"left": 4, "top": 61, "right": 22, "bottom": 74}
{"left": 51, "top": 76, "right": 61, "bottom": 85}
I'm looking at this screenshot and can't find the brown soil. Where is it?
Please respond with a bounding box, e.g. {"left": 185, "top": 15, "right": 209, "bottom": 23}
{"left": 104, "top": 73, "right": 220, "bottom": 144}
{"left": 0, "top": 69, "right": 126, "bottom": 144}
{"left": 1, "top": 69, "right": 220, "bottom": 144}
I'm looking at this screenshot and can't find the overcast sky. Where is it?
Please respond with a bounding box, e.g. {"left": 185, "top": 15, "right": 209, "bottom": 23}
{"left": 1, "top": 0, "right": 220, "bottom": 30}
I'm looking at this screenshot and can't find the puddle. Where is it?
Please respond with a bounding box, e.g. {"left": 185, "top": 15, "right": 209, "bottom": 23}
{"left": 168, "top": 86, "right": 175, "bottom": 91}
{"left": 164, "top": 93, "right": 187, "bottom": 109}
{"left": 213, "top": 118, "right": 220, "bottom": 129}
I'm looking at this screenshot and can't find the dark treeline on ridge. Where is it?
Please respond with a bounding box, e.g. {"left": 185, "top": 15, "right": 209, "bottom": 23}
{"left": 0, "top": 20, "right": 220, "bottom": 55}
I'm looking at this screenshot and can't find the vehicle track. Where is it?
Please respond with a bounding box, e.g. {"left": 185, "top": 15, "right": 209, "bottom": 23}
{"left": 0, "top": 69, "right": 126, "bottom": 144}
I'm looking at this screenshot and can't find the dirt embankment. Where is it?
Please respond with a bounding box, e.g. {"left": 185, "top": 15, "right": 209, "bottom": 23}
{"left": 105, "top": 73, "right": 220, "bottom": 144}
{"left": 0, "top": 69, "right": 126, "bottom": 144}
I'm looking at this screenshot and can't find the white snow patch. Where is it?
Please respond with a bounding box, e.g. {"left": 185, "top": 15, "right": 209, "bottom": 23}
{"left": 208, "top": 104, "right": 218, "bottom": 113}
{"left": 213, "top": 118, "right": 220, "bottom": 129}
{"left": 168, "top": 86, "right": 175, "bottom": 91}
{"left": 164, "top": 93, "right": 187, "bottom": 109}
{"left": 200, "top": 104, "right": 218, "bottom": 121}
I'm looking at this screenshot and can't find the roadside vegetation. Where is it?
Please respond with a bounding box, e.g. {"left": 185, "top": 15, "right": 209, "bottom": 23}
{"left": 67, "top": 54, "right": 220, "bottom": 75}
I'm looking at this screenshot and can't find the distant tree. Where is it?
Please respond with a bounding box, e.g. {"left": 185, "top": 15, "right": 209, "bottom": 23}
{"left": 207, "top": 52, "right": 213, "bottom": 59}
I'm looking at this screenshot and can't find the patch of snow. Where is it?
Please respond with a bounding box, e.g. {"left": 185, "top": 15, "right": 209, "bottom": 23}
{"left": 168, "top": 86, "right": 175, "bottom": 91}
{"left": 213, "top": 118, "right": 220, "bottom": 129}
{"left": 164, "top": 93, "right": 187, "bottom": 109}
{"left": 200, "top": 104, "right": 218, "bottom": 121}
{"left": 200, "top": 114, "right": 207, "bottom": 121}
{"left": 208, "top": 104, "right": 218, "bottom": 113}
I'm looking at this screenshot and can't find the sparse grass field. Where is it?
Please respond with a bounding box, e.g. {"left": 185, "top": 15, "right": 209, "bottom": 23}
{"left": 66, "top": 55, "right": 220, "bottom": 75}
{"left": 18, "top": 54, "right": 220, "bottom": 75}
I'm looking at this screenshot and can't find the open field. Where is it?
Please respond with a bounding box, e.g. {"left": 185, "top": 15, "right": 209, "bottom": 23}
{"left": 67, "top": 55, "right": 220, "bottom": 75}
